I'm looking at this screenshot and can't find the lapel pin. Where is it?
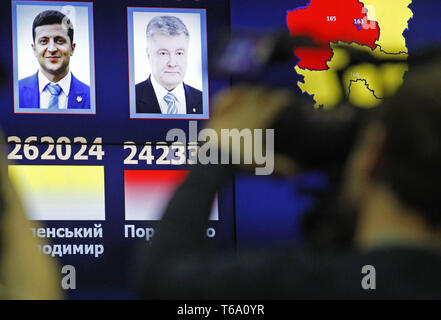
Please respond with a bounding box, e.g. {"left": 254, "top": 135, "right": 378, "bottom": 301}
{"left": 193, "top": 108, "right": 196, "bottom": 113}
{"left": 77, "top": 96, "right": 83, "bottom": 103}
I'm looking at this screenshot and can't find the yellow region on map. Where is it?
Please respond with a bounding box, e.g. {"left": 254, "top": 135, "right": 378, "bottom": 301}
{"left": 362, "top": 0, "right": 414, "bottom": 54}
{"left": 295, "top": 47, "right": 348, "bottom": 109}
{"left": 296, "top": 44, "right": 408, "bottom": 108}
{"left": 295, "top": 1, "right": 413, "bottom": 109}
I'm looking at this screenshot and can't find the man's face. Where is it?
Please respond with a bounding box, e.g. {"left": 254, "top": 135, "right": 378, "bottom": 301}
{"left": 32, "top": 24, "right": 75, "bottom": 78}
{"left": 147, "top": 33, "right": 189, "bottom": 91}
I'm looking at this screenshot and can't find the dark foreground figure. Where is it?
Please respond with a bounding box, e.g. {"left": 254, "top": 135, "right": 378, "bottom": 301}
{"left": 134, "top": 57, "right": 441, "bottom": 299}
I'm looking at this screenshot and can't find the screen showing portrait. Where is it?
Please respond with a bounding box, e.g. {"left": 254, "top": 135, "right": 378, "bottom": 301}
{"left": 12, "top": 1, "right": 96, "bottom": 114}
{"left": 1, "top": 0, "right": 233, "bottom": 298}
{"left": 127, "top": 7, "right": 209, "bottom": 119}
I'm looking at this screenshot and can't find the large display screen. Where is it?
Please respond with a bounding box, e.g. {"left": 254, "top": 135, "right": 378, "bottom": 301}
{"left": 230, "top": 0, "right": 441, "bottom": 247}
{"left": 0, "top": 0, "right": 439, "bottom": 299}
{"left": 0, "top": 0, "right": 233, "bottom": 298}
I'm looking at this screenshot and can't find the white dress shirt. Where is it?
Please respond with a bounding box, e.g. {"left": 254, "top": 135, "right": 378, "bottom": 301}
{"left": 38, "top": 71, "right": 71, "bottom": 109}
{"left": 150, "top": 76, "right": 187, "bottom": 114}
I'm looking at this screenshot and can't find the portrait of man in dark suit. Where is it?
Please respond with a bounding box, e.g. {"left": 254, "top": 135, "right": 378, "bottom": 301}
{"left": 18, "top": 10, "right": 90, "bottom": 110}
{"left": 135, "top": 16, "right": 202, "bottom": 115}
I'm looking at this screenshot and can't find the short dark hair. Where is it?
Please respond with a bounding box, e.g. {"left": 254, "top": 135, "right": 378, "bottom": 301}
{"left": 32, "top": 10, "right": 74, "bottom": 44}
{"left": 379, "top": 57, "right": 441, "bottom": 227}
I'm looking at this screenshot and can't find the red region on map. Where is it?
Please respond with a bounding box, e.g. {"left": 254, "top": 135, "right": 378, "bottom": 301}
{"left": 286, "top": 0, "right": 380, "bottom": 70}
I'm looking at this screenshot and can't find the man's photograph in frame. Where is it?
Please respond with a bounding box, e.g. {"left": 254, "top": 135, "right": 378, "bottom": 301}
{"left": 127, "top": 7, "right": 209, "bottom": 119}
{"left": 12, "top": 1, "right": 96, "bottom": 114}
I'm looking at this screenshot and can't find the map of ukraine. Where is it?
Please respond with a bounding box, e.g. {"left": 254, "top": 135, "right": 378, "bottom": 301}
{"left": 287, "top": 0, "right": 414, "bottom": 108}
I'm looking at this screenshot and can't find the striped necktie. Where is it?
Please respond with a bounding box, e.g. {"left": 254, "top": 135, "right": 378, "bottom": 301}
{"left": 46, "top": 84, "right": 62, "bottom": 109}
{"left": 163, "top": 92, "right": 178, "bottom": 114}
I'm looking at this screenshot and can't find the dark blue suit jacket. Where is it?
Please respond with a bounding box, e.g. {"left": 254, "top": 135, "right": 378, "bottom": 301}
{"left": 135, "top": 76, "right": 202, "bottom": 114}
{"left": 18, "top": 72, "right": 91, "bottom": 109}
